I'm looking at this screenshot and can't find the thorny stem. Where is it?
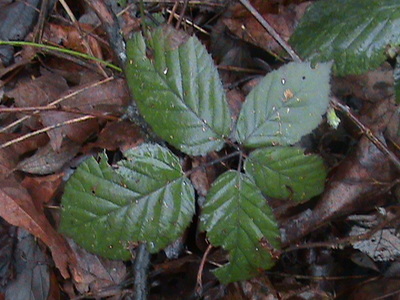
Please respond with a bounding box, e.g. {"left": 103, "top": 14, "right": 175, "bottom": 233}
{"left": 238, "top": 0, "right": 400, "bottom": 173}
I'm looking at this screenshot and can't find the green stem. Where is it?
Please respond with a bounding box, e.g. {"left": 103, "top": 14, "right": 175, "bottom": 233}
{"left": 0, "top": 40, "right": 122, "bottom": 72}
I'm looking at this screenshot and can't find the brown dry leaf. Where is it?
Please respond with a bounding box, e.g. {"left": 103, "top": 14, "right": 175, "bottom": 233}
{"left": 16, "top": 140, "right": 80, "bottom": 175}
{"left": 5, "top": 73, "right": 69, "bottom": 130}
{"left": 223, "top": 2, "right": 311, "bottom": 55}
{"left": 0, "top": 132, "right": 48, "bottom": 156}
{"left": 0, "top": 133, "right": 48, "bottom": 178}
{"left": 67, "top": 239, "right": 127, "bottom": 295}
{"left": 332, "top": 63, "right": 394, "bottom": 103}
{"left": 190, "top": 157, "right": 213, "bottom": 198}
{"left": 0, "top": 178, "right": 74, "bottom": 278}
{"left": 22, "top": 173, "right": 64, "bottom": 210}
{"left": 61, "top": 78, "right": 129, "bottom": 115}
{"left": 0, "top": 148, "right": 18, "bottom": 178}
{"left": 226, "top": 89, "right": 245, "bottom": 121}
{"left": 43, "top": 23, "right": 103, "bottom": 59}
{"left": 40, "top": 111, "right": 99, "bottom": 150}
{"left": 7, "top": 73, "right": 68, "bottom": 108}
{"left": 87, "top": 120, "right": 142, "bottom": 152}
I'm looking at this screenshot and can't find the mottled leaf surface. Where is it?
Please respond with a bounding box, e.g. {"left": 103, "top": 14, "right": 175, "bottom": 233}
{"left": 125, "top": 27, "right": 231, "bottom": 156}
{"left": 235, "top": 62, "right": 331, "bottom": 148}
{"left": 290, "top": 0, "right": 400, "bottom": 76}
{"left": 245, "top": 147, "right": 327, "bottom": 202}
{"left": 200, "top": 171, "right": 280, "bottom": 283}
{"left": 60, "top": 144, "right": 195, "bottom": 259}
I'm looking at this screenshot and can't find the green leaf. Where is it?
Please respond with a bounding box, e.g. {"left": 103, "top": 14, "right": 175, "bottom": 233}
{"left": 60, "top": 144, "right": 195, "bottom": 259}
{"left": 245, "top": 147, "right": 326, "bottom": 202}
{"left": 125, "top": 27, "right": 231, "bottom": 156}
{"left": 235, "top": 62, "right": 331, "bottom": 148}
{"left": 290, "top": 0, "right": 400, "bottom": 76}
{"left": 200, "top": 171, "right": 280, "bottom": 283}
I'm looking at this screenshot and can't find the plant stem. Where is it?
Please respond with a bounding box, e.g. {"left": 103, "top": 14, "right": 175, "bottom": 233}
{"left": 0, "top": 40, "right": 122, "bottom": 72}
{"left": 133, "top": 243, "right": 150, "bottom": 300}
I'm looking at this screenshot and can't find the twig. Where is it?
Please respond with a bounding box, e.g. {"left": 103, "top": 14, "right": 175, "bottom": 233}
{"left": 166, "top": 8, "right": 209, "bottom": 35}
{"left": 196, "top": 244, "right": 213, "bottom": 296}
{"left": 0, "top": 115, "right": 95, "bottom": 150}
{"left": 282, "top": 209, "right": 398, "bottom": 253}
{"left": 238, "top": 0, "right": 301, "bottom": 62}
{"left": 133, "top": 243, "right": 150, "bottom": 300}
{"left": 167, "top": 1, "right": 179, "bottom": 25}
{"left": 175, "top": 0, "right": 189, "bottom": 29}
{"left": 0, "top": 106, "right": 120, "bottom": 121}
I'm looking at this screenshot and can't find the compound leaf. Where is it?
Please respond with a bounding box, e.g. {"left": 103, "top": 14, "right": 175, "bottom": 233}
{"left": 235, "top": 62, "right": 331, "bottom": 148}
{"left": 200, "top": 171, "right": 280, "bottom": 283}
{"left": 125, "top": 26, "right": 231, "bottom": 156}
{"left": 290, "top": 0, "right": 400, "bottom": 76}
{"left": 245, "top": 147, "right": 327, "bottom": 202}
{"left": 60, "top": 144, "right": 195, "bottom": 259}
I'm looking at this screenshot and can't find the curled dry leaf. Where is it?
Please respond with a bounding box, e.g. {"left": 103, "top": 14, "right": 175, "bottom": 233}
{"left": 0, "top": 178, "right": 75, "bottom": 278}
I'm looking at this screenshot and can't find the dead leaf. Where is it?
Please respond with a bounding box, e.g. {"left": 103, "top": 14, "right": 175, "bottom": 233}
{"left": 86, "top": 120, "right": 142, "bottom": 152}
{"left": 0, "top": 178, "right": 74, "bottom": 278}
{"left": 223, "top": 2, "right": 311, "bottom": 55}
{"left": 4, "top": 228, "right": 50, "bottom": 300}
{"left": 67, "top": 238, "right": 127, "bottom": 295}
{"left": 6, "top": 73, "right": 69, "bottom": 108}
{"left": 43, "top": 23, "right": 103, "bottom": 59}
{"left": 16, "top": 140, "right": 80, "bottom": 175}
{"left": 40, "top": 111, "right": 99, "bottom": 150}
{"left": 22, "top": 173, "right": 64, "bottom": 210}
{"left": 60, "top": 78, "right": 129, "bottom": 114}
